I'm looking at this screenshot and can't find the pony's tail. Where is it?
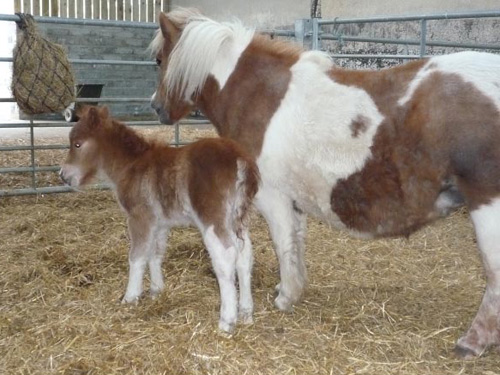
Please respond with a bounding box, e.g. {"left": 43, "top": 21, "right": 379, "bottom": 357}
{"left": 233, "top": 157, "right": 260, "bottom": 239}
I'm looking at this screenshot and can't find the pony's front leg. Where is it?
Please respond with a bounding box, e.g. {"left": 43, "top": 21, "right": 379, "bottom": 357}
{"left": 122, "top": 214, "right": 154, "bottom": 304}
{"left": 455, "top": 198, "right": 500, "bottom": 358}
{"left": 148, "top": 226, "right": 169, "bottom": 299}
{"left": 255, "top": 186, "right": 307, "bottom": 311}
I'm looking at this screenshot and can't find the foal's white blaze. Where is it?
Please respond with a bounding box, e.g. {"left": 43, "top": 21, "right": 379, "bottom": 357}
{"left": 258, "top": 50, "right": 384, "bottom": 224}
{"left": 399, "top": 51, "right": 500, "bottom": 109}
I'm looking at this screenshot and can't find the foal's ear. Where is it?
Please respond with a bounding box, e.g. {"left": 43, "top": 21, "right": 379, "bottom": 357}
{"left": 99, "top": 106, "right": 110, "bottom": 119}
{"left": 87, "top": 106, "right": 101, "bottom": 129}
{"left": 159, "top": 12, "right": 180, "bottom": 43}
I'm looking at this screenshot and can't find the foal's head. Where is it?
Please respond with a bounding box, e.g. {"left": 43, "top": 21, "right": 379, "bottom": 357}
{"left": 60, "top": 106, "right": 111, "bottom": 187}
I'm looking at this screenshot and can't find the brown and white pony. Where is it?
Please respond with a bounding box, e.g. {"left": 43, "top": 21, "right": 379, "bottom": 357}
{"left": 149, "top": 8, "right": 500, "bottom": 356}
{"left": 59, "top": 106, "right": 260, "bottom": 332}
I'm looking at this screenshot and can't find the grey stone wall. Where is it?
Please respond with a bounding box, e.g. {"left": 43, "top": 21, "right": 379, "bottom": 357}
{"left": 37, "top": 22, "right": 158, "bottom": 120}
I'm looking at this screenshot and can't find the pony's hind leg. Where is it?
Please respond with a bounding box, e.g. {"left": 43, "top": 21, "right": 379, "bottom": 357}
{"left": 255, "top": 186, "right": 307, "bottom": 311}
{"left": 202, "top": 225, "right": 238, "bottom": 333}
{"left": 122, "top": 213, "right": 155, "bottom": 304}
{"left": 455, "top": 197, "right": 500, "bottom": 357}
{"left": 236, "top": 229, "right": 254, "bottom": 324}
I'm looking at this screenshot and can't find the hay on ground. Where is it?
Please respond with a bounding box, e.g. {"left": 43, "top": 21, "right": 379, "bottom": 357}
{"left": 0, "top": 126, "right": 498, "bottom": 374}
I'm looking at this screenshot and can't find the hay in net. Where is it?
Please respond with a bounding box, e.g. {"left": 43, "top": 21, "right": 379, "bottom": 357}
{"left": 11, "top": 13, "right": 75, "bottom": 115}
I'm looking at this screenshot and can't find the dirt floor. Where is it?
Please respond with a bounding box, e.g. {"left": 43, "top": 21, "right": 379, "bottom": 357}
{"left": 1, "top": 126, "right": 499, "bottom": 374}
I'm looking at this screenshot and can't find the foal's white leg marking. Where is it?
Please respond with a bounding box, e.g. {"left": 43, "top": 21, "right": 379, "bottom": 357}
{"left": 203, "top": 225, "right": 238, "bottom": 333}
{"left": 236, "top": 229, "right": 254, "bottom": 324}
{"left": 255, "top": 186, "right": 307, "bottom": 311}
{"left": 122, "top": 217, "right": 154, "bottom": 304}
{"left": 457, "top": 197, "right": 500, "bottom": 356}
{"left": 148, "top": 225, "right": 169, "bottom": 298}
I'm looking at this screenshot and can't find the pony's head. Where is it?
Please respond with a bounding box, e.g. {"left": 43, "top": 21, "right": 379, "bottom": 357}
{"left": 60, "top": 106, "right": 111, "bottom": 187}
{"left": 149, "top": 8, "right": 254, "bottom": 124}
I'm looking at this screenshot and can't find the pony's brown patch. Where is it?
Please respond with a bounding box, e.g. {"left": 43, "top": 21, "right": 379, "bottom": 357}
{"left": 331, "top": 71, "right": 500, "bottom": 236}
{"left": 198, "top": 35, "right": 300, "bottom": 157}
{"left": 350, "top": 115, "right": 369, "bottom": 138}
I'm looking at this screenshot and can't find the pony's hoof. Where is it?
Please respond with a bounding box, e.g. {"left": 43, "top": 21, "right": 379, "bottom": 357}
{"left": 453, "top": 345, "right": 479, "bottom": 359}
{"left": 274, "top": 294, "right": 294, "bottom": 312}
{"left": 218, "top": 319, "right": 236, "bottom": 334}
{"left": 121, "top": 295, "right": 140, "bottom": 305}
{"left": 239, "top": 310, "right": 254, "bottom": 325}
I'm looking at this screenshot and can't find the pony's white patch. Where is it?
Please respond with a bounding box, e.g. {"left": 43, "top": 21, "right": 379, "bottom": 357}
{"left": 165, "top": 17, "right": 254, "bottom": 101}
{"left": 399, "top": 51, "right": 500, "bottom": 109}
{"left": 257, "top": 51, "right": 384, "bottom": 226}
{"left": 470, "top": 197, "right": 500, "bottom": 284}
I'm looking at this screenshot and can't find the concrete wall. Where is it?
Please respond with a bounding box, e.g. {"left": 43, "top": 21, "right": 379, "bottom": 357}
{"left": 322, "top": 0, "right": 500, "bottom": 18}
{"left": 171, "top": 0, "right": 500, "bottom": 25}
{"left": 35, "top": 23, "right": 158, "bottom": 119}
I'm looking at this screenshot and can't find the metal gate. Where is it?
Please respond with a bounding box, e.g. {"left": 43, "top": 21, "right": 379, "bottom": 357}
{"left": 1, "top": 10, "right": 499, "bottom": 197}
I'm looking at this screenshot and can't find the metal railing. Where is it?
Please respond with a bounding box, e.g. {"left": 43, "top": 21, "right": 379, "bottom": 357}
{"left": 1, "top": 10, "right": 500, "bottom": 196}
{"left": 308, "top": 10, "right": 500, "bottom": 58}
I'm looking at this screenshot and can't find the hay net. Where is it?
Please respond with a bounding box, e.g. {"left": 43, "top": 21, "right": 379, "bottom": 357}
{"left": 11, "top": 13, "right": 75, "bottom": 115}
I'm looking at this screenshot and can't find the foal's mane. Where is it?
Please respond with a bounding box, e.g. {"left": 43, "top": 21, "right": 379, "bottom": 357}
{"left": 150, "top": 8, "right": 256, "bottom": 101}
{"left": 106, "top": 118, "right": 151, "bottom": 157}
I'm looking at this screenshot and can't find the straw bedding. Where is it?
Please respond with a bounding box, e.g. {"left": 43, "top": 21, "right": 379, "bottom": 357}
{"left": 0, "top": 128, "right": 499, "bottom": 374}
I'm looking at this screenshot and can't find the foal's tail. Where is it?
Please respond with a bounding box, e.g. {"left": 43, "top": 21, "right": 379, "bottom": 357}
{"left": 233, "top": 157, "right": 260, "bottom": 239}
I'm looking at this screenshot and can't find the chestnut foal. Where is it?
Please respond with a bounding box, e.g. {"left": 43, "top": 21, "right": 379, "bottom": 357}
{"left": 60, "top": 106, "right": 259, "bottom": 332}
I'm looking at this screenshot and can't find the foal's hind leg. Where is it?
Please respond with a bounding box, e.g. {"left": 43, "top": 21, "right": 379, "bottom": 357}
{"left": 236, "top": 229, "right": 254, "bottom": 324}
{"left": 255, "top": 186, "right": 307, "bottom": 311}
{"left": 202, "top": 225, "right": 238, "bottom": 333}
{"left": 455, "top": 197, "right": 500, "bottom": 357}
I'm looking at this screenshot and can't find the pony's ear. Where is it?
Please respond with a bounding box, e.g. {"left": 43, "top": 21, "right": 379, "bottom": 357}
{"left": 87, "top": 106, "right": 101, "bottom": 129}
{"left": 99, "top": 106, "right": 110, "bottom": 119}
{"left": 159, "top": 12, "right": 180, "bottom": 43}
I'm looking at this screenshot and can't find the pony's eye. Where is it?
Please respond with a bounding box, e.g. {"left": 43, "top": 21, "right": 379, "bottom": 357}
{"left": 74, "top": 143, "right": 81, "bottom": 149}
{"left": 156, "top": 58, "right": 162, "bottom": 66}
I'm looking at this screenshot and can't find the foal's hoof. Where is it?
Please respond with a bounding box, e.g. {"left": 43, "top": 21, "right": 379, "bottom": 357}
{"left": 453, "top": 345, "right": 480, "bottom": 359}
{"left": 239, "top": 310, "right": 254, "bottom": 325}
{"left": 121, "top": 295, "right": 140, "bottom": 305}
{"left": 274, "top": 293, "right": 294, "bottom": 312}
{"left": 218, "top": 319, "right": 236, "bottom": 334}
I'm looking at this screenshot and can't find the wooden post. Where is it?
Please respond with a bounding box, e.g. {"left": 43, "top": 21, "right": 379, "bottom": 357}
{"left": 85, "top": 0, "right": 92, "bottom": 19}
{"left": 154, "top": 0, "right": 161, "bottom": 22}
{"left": 42, "top": 0, "right": 50, "bottom": 16}
{"left": 101, "top": 0, "right": 108, "bottom": 20}
{"left": 76, "top": 0, "right": 84, "bottom": 18}
{"left": 22, "top": 0, "right": 31, "bottom": 14}
{"left": 109, "top": 0, "right": 116, "bottom": 20}
{"left": 117, "top": 0, "right": 124, "bottom": 20}
{"left": 125, "top": 0, "right": 131, "bottom": 21}
{"left": 92, "top": 0, "right": 99, "bottom": 18}
{"left": 60, "top": 0, "right": 68, "bottom": 18}
{"left": 14, "top": 0, "right": 21, "bottom": 13}
{"left": 68, "top": 0, "right": 76, "bottom": 17}
{"left": 147, "top": 0, "right": 153, "bottom": 22}
{"left": 140, "top": 0, "right": 146, "bottom": 22}
{"left": 132, "top": 0, "right": 139, "bottom": 21}
{"left": 51, "top": 0, "right": 59, "bottom": 17}
{"left": 33, "top": 0, "right": 40, "bottom": 16}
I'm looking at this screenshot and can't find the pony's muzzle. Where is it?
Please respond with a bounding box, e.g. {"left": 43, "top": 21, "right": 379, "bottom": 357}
{"left": 150, "top": 92, "right": 173, "bottom": 125}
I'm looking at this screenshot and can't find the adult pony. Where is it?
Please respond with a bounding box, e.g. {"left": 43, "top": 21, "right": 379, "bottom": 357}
{"left": 149, "top": 8, "right": 500, "bottom": 357}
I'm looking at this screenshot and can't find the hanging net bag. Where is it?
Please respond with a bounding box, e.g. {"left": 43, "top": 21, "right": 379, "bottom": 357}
{"left": 11, "top": 13, "right": 75, "bottom": 115}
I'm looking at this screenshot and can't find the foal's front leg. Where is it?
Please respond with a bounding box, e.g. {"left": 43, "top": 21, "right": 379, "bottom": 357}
{"left": 149, "top": 226, "right": 169, "bottom": 299}
{"left": 122, "top": 214, "right": 155, "bottom": 304}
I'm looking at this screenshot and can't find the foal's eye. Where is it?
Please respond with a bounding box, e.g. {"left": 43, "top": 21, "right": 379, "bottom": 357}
{"left": 74, "top": 143, "right": 81, "bottom": 149}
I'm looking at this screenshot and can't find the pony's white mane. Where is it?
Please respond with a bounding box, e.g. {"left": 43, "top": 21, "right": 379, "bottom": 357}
{"left": 151, "top": 8, "right": 255, "bottom": 101}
